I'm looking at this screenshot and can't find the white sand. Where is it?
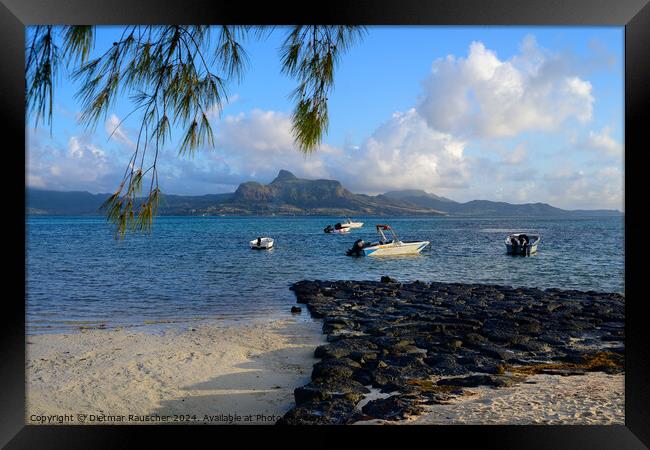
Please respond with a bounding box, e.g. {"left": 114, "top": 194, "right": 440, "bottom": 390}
{"left": 26, "top": 318, "right": 325, "bottom": 425}
{"left": 356, "top": 372, "right": 624, "bottom": 425}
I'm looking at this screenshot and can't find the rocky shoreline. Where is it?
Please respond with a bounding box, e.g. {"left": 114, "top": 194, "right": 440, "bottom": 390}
{"left": 278, "top": 278, "right": 624, "bottom": 425}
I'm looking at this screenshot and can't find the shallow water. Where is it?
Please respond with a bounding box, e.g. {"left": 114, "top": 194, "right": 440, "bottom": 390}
{"left": 26, "top": 215, "right": 624, "bottom": 334}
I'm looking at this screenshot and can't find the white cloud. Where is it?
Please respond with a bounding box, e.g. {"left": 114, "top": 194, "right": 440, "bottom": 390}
{"left": 205, "top": 93, "right": 240, "bottom": 121}
{"left": 459, "top": 160, "right": 622, "bottom": 210}
{"left": 417, "top": 37, "right": 594, "bottom": 138}
{"left": 511, "top": 181, "right": 537, "bottom": 203}
{"left": 583, "top": 126, "right": 623, "bottom": 157}
{"left": 500, "top": 144, "right": 528, "bottom": 165}
{"left": 538, "top": 164, "right": 623, "bottom": 210}
{"left": 206, "top": 108, "right": 469, "bottom": 195}
{"left": 148, "top": 109, "right": 336, "bottom": 194}
{"left": 220, "top": 109, "right": 296, "bottom": 155}
{"left": 156, "top": 108, "right": 470, "bottom": 196}
{"left": 68, "top": 136, "right": 106, "bottom": 160}
{"left": 214, "top": 109, "right": 334, "bottom": 180}
{"left": 27, "top": 133, "right": 124, "bottom": 192}
{"left": 105, "top": 114, "right": 136, "bottom": 150}
{"left": 335, "top": 109, "right": 469, "bottom": 193}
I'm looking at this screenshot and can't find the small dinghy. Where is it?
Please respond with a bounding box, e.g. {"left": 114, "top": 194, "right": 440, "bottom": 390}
{"left": 346, "top": 225, "right": 429, "bottom": 256}
{"left": 505, "top": 233, "right": 540, "bottom": 255}
{"left": 250, "top": 237, "right": 274, "bottom": 250}
{"left": 324, "top": 223, "right": 350, "bottom": 234}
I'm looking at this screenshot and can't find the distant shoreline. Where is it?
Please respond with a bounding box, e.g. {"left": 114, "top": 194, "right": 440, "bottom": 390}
{"left": 26, "top": 170, "right": 623, "bottom": 217}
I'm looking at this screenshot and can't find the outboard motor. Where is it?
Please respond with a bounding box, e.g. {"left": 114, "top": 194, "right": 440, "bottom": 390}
{"left": 324, "top": 225, "right": 333, "bottom": 233}
{"left": 346, "top": 239, "right": 365, "bottom": 256}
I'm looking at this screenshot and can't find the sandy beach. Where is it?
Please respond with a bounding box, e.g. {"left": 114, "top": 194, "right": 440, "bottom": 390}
{"left": 356, "top": 372, "right": 624, "bottom": 425}
{"left": 26, "top": 284, "right": 625, "bottom": 426}
{"left": 26, "top": 317, "right": 325, "bottom": 425}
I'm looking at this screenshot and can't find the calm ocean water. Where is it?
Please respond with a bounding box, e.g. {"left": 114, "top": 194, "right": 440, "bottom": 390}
{"left": 26, "top": 215, "right": 624, "bottom": 334}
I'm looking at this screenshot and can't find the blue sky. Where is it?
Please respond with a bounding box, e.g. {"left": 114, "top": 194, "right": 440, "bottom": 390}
{"left": 27, "top": 26, "right": 624, "bottom": 210}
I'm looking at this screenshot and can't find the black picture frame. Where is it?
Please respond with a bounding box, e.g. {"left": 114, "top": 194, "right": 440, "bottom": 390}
{"left": 2, "top": 0, "right": 648, "bottom": 447}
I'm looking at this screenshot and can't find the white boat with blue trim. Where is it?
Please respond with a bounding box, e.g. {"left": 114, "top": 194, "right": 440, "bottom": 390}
{"left": 346, "top": 225, "right": 429, "bottom": 257}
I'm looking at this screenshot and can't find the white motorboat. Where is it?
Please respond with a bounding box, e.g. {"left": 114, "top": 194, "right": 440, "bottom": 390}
{"left": 250, "top": 237, "right": 274, "bottom": 250}
{"left": 340, "top": 218, "right": 364, "bottom": 229}
{"left": 346, "top": 225, "right": 429, "bottom": 256}
{"left": 324, "top": 223, "right": 351, "bottom": 234}
{"left": 505, "top": 233, "right": 540, "bottom": 255}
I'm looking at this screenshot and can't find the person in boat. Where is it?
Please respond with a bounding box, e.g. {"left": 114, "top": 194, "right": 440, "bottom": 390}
{"left": 257, "top": 237, "right": 262, "bottom": 247}
{"left": 518, "top": 234, "right": 529, "bottom": 254}
{"left": 510, "top": 235, "right": 519, "bottom": 254}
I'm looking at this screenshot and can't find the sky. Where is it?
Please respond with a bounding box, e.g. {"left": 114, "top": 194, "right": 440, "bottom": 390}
{"left": 26, "top": 26, "right": 624, "bottom": 210}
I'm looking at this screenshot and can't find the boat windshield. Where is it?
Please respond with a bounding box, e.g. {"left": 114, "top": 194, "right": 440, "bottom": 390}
{"left": 376, "top": 225, "right": 398, "bottom": 243}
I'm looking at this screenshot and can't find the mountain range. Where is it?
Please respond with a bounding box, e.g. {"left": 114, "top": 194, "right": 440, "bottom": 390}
{"left": 26, "top": 169, "right": 622, "bottom": 217}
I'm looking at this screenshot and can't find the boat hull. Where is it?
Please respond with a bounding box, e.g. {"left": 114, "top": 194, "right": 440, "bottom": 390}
{"left": 506, "top": 242, "right": 538, "bottom": 255}
{"left": 363, "top": 241, "right": 429, "bottom": 256}
{"left": 250, "top": 238, "right": 274, "bottom": 249}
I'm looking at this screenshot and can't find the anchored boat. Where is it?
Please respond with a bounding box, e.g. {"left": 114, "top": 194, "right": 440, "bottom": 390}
{"left": 505, "top": 233, "right": 540, "bottom": 255}
{"left": 250, "top": 237, "right": 274, "bottom": 250}
{"left": 324, "top": 223, "right": 351, "bottom": 234}
{"left": 341, "top": 218, "right": 364, "bottom": 229}
{"left": 346, "top": 225, "right": 429, "bottom": 256}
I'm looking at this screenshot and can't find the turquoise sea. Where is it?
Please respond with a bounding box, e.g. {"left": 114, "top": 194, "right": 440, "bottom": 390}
{"left": 26, "top": 215, "right": 624, "bottom": 334}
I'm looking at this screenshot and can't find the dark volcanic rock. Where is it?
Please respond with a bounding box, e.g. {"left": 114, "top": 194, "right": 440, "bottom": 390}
{"left": 457, "top": 354, "right": 504, "bottom": 375}
{"left": 278, "top": 278, "right": 625, "bottom": 425}
{"left": 312, "top": 358, "right": 361, "bottom": 381}
{"left": 437, "top": 374, "right": 517, "bottom": 388}
{"left": 371, "top": 359, "right": 435, "bottom": 393}
{"left": 361, "top": 395, "right": 424, "bottom": 420}
{"left": 424, "top": 354, "right": 471, "bottom": 376}
{"left": 381, "top": 275, "right": 398, "bottom": 284}
{"left": 314, "top": 338, "right": 379, "bottom": 361}
{"left": 294, "top": 379, "right": 370, "bottom": 405}
{"left": 277, "top": 398, "right": 360, "bottom": 425}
